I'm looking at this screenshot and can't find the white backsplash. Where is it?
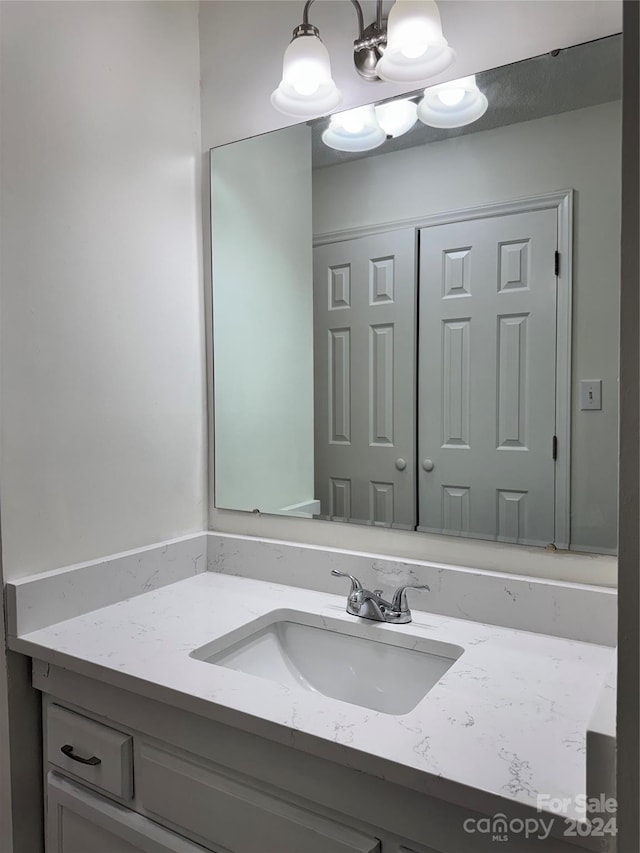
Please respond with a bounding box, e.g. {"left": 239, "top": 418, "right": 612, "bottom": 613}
{"left": 6, "top": 533, "right": 207, "bottom": 636}
{"left": 208, "top": 534, "right": 616, "bottom": 646}
{"left": 6, "top": 531, "right": 616, "bottom": 646}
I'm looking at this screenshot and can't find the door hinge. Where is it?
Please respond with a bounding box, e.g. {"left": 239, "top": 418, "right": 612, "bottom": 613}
{"left": 554, "top": 250, "right": 560, "bottom": 277}
{"left": 552, "top": 435, "right": 558, "bottom": 460}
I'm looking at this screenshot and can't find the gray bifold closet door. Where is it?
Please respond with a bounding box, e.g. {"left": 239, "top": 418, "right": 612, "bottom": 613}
{"left": 314, "top": 207, "right": 558, "bottom": 545}
{"left": 418, "top": 208, "right": 558, "bottom": 546}
{"left": 313, "top": 228, "right": 417, "bottom": 529}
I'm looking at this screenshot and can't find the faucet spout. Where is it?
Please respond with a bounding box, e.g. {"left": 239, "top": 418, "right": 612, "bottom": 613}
{"left": 356, "top": 593, "right": 388, "bottom": 621}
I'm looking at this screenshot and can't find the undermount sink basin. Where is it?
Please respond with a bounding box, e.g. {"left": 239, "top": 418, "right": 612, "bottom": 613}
{"left": 191, "top": 611, "right": 463, "bottom": 715}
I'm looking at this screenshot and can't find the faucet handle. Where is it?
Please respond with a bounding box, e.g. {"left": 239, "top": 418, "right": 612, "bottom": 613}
{"left": 391, "top": 584, "right": 430, "bottom": 613}
{"left": 330, "top": 570, "right": 363, "bottom": 596}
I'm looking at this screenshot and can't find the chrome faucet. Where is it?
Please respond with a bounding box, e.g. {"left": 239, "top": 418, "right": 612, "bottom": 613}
{"left": 331, "top": 570, "right": 430, "bottom": 624}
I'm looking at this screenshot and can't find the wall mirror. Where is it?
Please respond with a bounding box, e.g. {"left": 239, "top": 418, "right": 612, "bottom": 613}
{"left": 210, "top": 34, "right": 621, "bottom": 555}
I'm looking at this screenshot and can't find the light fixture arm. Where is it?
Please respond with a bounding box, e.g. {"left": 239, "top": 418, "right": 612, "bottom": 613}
{"left": 352, "top": 0, "right": 366, "bottom": 39}
{"left": 299, "top": 0, "right": 386, "bottom": 80}
{"left": 302, "top": 0, "right": 365, "bottom": 39}
{"left": 353, "top": 0, "right": 387, "bottom": 81}
{"left": 301, "top": 0, "right": 312, "bottom": 25}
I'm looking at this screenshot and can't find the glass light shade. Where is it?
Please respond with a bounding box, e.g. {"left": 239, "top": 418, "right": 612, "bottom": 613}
{"left": 374, "top": 99, "right": 418, "bottom": 138}
{"left": 417, "top": 75, "right": 488, "bottom": 128}
{"left": 271, "top": 34, "right": 342, "bottom": 118}
{"left": 322, "top": 105, "right": 386, "bottom": 152}
{"left": 376, "top": 0, "right": 455, "bottom": 83}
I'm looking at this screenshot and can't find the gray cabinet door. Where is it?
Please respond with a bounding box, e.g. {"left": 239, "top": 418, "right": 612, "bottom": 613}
{"left": 314, "top": 229, "right": 417, "bottom": 528}
{"left": 47, "top": 773, "right": 209, "bottom": 853}
{"left": 138, "top": 742, "right": 381, "bottom": 853}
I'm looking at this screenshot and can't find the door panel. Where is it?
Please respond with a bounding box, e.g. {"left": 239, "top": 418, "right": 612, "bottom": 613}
{"left": 47, "top": 773, "right": 210, "bottom": 853}
{"left": 418, "top": 209, "right": 558, "bottom": 546}
{"left": 138, "top": 743, "right": 381, "bottom": 853}
{"left": 314, "top": 230, "right": 417, "bottom": 528}
{"left": 59, "top": 810, "right": 142, "bottom": 853}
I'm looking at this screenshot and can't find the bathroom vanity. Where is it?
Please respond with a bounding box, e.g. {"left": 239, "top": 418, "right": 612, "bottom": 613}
{"left": 8, "top": 548, "right": 616, "bottom": 853}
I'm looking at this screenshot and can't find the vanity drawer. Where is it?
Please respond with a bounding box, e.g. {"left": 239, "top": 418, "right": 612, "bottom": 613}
{"left": 138, "top": 743, "right": 381, "bottom": 853}
{"left": 47, "top": 704, "right": 133, "bottom": 800}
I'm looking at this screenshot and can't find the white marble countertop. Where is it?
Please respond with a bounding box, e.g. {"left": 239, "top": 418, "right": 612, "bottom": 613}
{"left": 10, "top": 572, "right": 615, "bottom": 825}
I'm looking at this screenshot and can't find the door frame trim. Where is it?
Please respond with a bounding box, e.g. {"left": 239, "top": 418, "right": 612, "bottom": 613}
{"left": 315, "top": 189, "right": 573, "bottom": 549}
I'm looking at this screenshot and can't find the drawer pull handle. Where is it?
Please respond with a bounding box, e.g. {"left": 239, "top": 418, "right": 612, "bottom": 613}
{"left": 60, "top": 744, "right": 101, "bottom": 766}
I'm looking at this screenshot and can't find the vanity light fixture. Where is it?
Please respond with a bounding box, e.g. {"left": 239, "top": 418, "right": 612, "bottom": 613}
{"left": 375, "top": 0, "right": 455, "bottom": 84}
{"left": 271, "top": 0, "right": 455, "bottom": 119}
{"left": 374, "top": 98, "right": 418, "bottom": 137}
{"left": 417, "top": 75, "right": 488, "bottom": 128}
{"left": 322, "top": 99, "right": 420, "bottom": 152}
{"left": 270, "top": 19, "right": 342, "bottom": 117}
{"left": 322, "top": 104, "right": 387, "bottom": 152}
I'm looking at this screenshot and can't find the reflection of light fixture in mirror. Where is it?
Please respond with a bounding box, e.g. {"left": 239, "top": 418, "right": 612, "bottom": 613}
{"left": 376, "top": 0, "right": 455, "bottom": 83}
{"left": 272, "top": 0, "right": 454, "bottom": 117}
{"left": 271, "top": 23, "right": 342, "bottom": 118}
{"left": 417, "top": 75, "right": 488, "bottom": 127}
{"left": 375, "top": 98, "right": 418, "bottom": 138}
{"left": 322, "top": 105, "right": 386, "bottom": 152}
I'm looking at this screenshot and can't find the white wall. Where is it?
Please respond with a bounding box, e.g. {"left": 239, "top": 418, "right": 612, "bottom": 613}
{"left": 1, "top": 0, "right": 206, "bottom": 581}
{"left": 201, "top": 0, "right": 621, "bottom": 581}
{"left": 0, "top": 2, "right": 204, "bottom": 849}
{"left": 211, "top": 126, "right": 314, "bottom": 513}
{"left": 313, "top": 102, "right": 621, "bottom": 553}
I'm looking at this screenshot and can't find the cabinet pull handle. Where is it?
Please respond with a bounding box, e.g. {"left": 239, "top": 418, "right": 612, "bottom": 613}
{"left": 60, "top": 744, "right": 101, "bottom": 766}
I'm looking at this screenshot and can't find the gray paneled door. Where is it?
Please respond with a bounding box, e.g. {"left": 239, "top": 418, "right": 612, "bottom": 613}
{"left": 313, "top": 229, "right": 417, "bottom": 528}
{"left": 418, "top": 208, "right": 558, "bottom": 546}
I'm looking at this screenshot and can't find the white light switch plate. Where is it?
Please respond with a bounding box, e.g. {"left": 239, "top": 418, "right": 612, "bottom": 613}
{"left": 580, "top": 380, "right": 602, "bottom": 410}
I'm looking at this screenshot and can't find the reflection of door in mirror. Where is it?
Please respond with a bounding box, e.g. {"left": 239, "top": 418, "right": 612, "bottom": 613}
{"left": 313, "top": 230, "right": 417, "bottom": 529}
{"left": 418, "top": 208, "right": 559, "bottom": 547}
{"left": 314, "top": 204, "right": 563, "bottom": 545}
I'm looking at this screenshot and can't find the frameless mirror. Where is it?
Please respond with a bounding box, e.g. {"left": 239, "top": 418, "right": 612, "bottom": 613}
{"left": 210, "top": 35, "right": 621, "bottom": 555}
